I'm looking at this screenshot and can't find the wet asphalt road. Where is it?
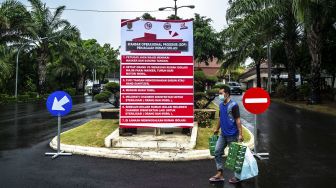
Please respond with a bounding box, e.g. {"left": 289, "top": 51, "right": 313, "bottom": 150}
{"left": 0, "top": 95, "right": 336, "bottom": 188}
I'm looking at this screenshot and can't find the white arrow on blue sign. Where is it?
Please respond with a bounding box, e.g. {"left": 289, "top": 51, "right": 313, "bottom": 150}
{"left": 46, "top": 91, "right": 72, "bottom": 117}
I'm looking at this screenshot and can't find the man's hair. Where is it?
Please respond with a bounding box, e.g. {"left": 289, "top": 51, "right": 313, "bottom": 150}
{"left": 220, "top": 85, "right": 231, "bottom": 96}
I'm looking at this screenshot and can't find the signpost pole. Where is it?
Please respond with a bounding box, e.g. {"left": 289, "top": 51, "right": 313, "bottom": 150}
{"left": 253, "top": 114, "right": 269, "bottom": 160}
{"left": 57, "top": 114, "right": 61, "bottom": 153}
{"left": 254, "top": 114, "right": 258, "bottom": 154}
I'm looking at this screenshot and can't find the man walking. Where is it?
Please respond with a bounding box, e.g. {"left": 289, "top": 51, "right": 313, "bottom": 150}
{"left": 209, "top": 85, "right": 243, "bottom": 183}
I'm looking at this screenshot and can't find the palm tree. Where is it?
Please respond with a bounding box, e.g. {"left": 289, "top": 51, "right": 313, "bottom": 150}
{"left": 222, "top": 17, "right": 269, "bottom": 87}
{"left": 26, "top": 0, "right": 78, "bottom": 94}
{"left": 292, "top": 0, "right": 336, "bottom": 103}
{"left": 0, "top": 0, "right": 30, "bottom": 44}
{"left": 225, "top": 0, "right": 299, "bottom": 99}
{"left": 0, "top": 45, "right": 14, "bottom": 92}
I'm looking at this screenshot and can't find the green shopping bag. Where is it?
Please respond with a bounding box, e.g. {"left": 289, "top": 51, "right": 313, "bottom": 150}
{"left": 225, "top": 142, "right": 247, "bottom": 173}
{"left": 209, "top": 135, "right": 219, "bottom": 156}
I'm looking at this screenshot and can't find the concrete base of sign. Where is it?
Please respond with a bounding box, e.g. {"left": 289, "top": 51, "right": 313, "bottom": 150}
{"left": 49, "top": 124, "right": 254, "bottom": 161}
{"left": 105, "top": 123, "right": 198, "bottom": 150}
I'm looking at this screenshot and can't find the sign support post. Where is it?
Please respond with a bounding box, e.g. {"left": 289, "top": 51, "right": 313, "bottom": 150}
{"left": 45, "top": 91, "right": 73, "bottom": 159}
{"left": 242, "top": 87, "right": 270, "bottom": 160}
{"left": 253, "top": 114, "right": 269, "bottom": 160}
{"left": 45, "top": 114, "right": 72, "bottom": 159}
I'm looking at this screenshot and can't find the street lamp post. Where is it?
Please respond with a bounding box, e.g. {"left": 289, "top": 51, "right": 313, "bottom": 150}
{"left": 15, "top": 37, "right": 48, "bottom": 98}
{"left": 158, "top": 0, "right": 195, "bottom": 17}
{"left": 15, "top": 41, "right": 31, "bottom": 98}
{"left": 158, "top": 0, "right": 195, "bottom": 136}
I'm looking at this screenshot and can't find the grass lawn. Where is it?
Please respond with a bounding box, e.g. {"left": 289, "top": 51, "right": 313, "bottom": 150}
{"left": 61, "top": 119, "right": 119, "bottom": 147}
{"left": 272, "top": 98, "right": 336, "bottom": 117}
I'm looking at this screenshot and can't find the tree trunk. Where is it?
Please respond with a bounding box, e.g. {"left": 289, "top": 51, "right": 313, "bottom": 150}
{"left": 284, "top": 39, "right": 297, "bottom": 101}
{"left": 37, "top": 50, "right": 48, "bottom": 95}
{"left": 332, "top": 73, "right": 336, "bottom": 89}
{"left": 307, "top": 22, "right": 322, "bottom": 104}
{"left": 82, "top": 73, "right": 87, "bottom": 94}
{"left": 256, "top": 61, "right": 261, "bottom": 87}
{"left": 76, "top": 75, "right": 85, "bottom": 94}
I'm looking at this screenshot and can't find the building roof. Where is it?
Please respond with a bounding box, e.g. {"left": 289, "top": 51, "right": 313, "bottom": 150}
{"left": 195, "top": 58, "right": 221, "bottom": 77}
{"left": 239, "top": 61, "right": 269, "bottom": 80}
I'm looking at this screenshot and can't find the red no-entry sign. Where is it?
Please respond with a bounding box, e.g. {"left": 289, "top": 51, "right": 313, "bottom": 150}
{"left": 243, "top": 87, "right": 270, "bottom": 114}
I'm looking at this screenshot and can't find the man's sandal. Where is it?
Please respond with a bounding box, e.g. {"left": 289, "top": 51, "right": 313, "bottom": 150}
{"left": 229, "top": 177, "right": 240, "bottom": 184}
{"left": 209, "top": 176, "right": 225, "bottom": 182}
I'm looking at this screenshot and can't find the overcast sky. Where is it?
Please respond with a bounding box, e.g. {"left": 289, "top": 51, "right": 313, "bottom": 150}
{"left": 17, "top": 0, "right": 230, "bottom": 49}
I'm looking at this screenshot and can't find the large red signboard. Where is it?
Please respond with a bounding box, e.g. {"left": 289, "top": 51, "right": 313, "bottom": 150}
{"left": 120, "top": 19, "right": 194, "bottom": 128}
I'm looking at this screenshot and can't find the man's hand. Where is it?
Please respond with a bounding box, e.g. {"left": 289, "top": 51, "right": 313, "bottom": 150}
{"left": 238, "top": 134, "right": 244, "bottom": 142}
{"left": 213, "top": 129, "right": 219, "bottom": 135}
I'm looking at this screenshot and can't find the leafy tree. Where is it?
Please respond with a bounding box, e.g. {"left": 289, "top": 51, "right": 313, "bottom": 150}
{"left": 167, "top": 14, "right": 182, "bottom": 20}
{"left": 193, "top": 14, "right": 224, "bottom": 65}
{"left": 225, "top": 0, "right": 300, "bottom": 99}
{"left": 293, "top": 0, "right": 336, "bottom": 103}
{"left": 141, "top": 13, "right": 156, "bottom": 20}
{"left": 25, "top": 0, "right": 79, "bottom": 94}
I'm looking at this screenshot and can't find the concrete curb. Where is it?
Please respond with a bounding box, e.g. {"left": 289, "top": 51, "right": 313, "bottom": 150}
{"left": 49, "top": 125, "right": 254, "bottom": 161}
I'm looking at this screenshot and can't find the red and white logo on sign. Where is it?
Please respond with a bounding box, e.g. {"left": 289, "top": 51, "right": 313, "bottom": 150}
{"left": 144, "top": 22, "right": 152, "bottom": 30}
{"left": 242, "top": 87, "right": 270, "bottom": 114}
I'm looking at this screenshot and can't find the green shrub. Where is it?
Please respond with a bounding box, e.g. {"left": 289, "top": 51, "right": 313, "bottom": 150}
{"left": 94, "top": 92, "right": 110, "bottom": 102}
{"left": 101, "top": 91, "right": 112, "bottom": 97}
{"left": 25, "top": 91, "right": 38, "bottom": 98}
{"left": 194, "top": 81, "right": 205, "bottom": 92}
{"left": 196, "top": 99, "right": 208, "bottom": 109}
{"left": 17, "top": 94, "right": 30, "bottom": 102}
{"left": 206, "top": 88, "right": 219, "bottom": 97}
{"left": 194, "top": 71, "right": 206, "bottom": 82}
{"left": 206, "top": 76, "right": 218, "bottom": 87}
{"left": 64, "top": 88, "right": 76, "bottom": 96}
{"left": 298, "top": 83, "right": 310, "bottom": 99}
{"left": 194, "top": 92, "right": 206, "bottom": 101}
{"left": 275, "top": 84, "right": 287, "bottom": 97}
{"left": 104, "top": 82, "right": 120, "bottom": 93}
{"left": 213, "top": 84, "right": 228, "bottom": 89}
{"left": 194, "top": 111, "right": 212, "bottom": 128}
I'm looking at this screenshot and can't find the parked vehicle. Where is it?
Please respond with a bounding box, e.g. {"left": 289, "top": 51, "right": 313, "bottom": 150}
{"left": 92, "top": 84, "right": 102, "bottom": 95}
{"left": 227, "top": 81, "right": 243, "bottom": 95}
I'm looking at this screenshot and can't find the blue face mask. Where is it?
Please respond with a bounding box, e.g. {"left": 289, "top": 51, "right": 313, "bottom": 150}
{"left": 219, "top": 94, "right": 228, "bottom": 102}
{"left": 219, "top": 94, "right": 225, "bottom": 101}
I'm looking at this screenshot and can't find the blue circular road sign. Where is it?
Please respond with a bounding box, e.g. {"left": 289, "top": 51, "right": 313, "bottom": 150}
{"left": 46, "top": 91, "right": 72, "bottom": 117}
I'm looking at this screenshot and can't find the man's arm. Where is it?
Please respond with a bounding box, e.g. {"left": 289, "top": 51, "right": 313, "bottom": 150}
{"left": 214, "top": 118, "right": 220, "bottom": 134}
{"left": 232, "top": 105, "right": 243, "bottom": 142}
{"left": 236, "top": 117, "right": 243, "bottom": 142}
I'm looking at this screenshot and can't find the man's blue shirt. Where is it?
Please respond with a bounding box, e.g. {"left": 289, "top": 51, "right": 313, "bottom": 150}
{"left": 219, "top": 99, "right": 240, "bottom": 136}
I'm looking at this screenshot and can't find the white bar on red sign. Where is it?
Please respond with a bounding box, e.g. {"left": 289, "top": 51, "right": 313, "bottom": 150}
{"left": 121, "top": 55, "right": 193, "bottom": 63}
{"left": 121, "top": 65, "right": 193, "bottom": 76}
{"left": 120, "top": 118, "right": 194, "bottom": 124}
{"left": 120, "top": 105, "right": 193, "bottom": 116}
{"left": 121, "top": 78, "right": 193, "bottom": 86}
{"left": 120, "top": 88, "right": 193, "bottom": 93}
{"left": 120, "top": 86, "right": 193, "bottom": 89}
{"left": 119, "top": 123, "right": 193, "bottom": 128}
{"left": 121, "top": 94, "right": 193, "bottom": 103}
{"left": 245, "top": 98, "right": 268, "bottom": 103}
